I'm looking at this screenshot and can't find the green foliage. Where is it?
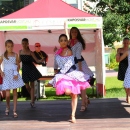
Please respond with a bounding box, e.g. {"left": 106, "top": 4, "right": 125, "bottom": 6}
{"left": 106, "top": 49, "right": 119, "bottom": 70}
{"left": 107, "top": 61, "right": 119, "bottom": 70}
{"left": 83, "top": 0, "right": 130, "bottom": 47}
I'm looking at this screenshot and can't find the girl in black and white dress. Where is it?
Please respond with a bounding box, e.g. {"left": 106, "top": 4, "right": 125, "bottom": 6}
{"left": 0, "top": 40, "right": 24, "bottom": 117}
{"left": 69, "top": 27, "right": 94, "bottom": 111}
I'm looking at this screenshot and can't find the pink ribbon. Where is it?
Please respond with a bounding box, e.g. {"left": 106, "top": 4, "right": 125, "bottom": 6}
{"left": 55, "top": 47, "right": 67, "bottom": 55}
{"left": 56, "top": 48, "right": 63, "bottom": 55}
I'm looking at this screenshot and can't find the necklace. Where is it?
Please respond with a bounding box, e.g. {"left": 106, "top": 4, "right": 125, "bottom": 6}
{"left": 36, "top": 51, "right": 44, "bottom": 59}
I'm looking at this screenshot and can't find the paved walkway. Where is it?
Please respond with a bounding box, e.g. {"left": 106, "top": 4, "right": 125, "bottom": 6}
{"left": 0, "top": 98, "right": 130, "bottom": 130}
{"left": 90, "top": 66, "right": 118, "bottom": 77}
{"left": 106, "top": 69, "right": 118, "bottom": 77}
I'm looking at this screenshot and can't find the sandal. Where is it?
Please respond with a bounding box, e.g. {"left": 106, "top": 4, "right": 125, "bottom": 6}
{"left": 5, "top": 108, "right": 9, "bottom": 116}
{"left": 80, "top": 105, "right": 87, "bottom": 112}
{"left": 13, "top": 111, "right": 18, "bottom": 118}
{"left": 30, "top": 102, "right": 35, "bottom": 108}
{"left": 69, "top": 115, "right": 76, "bottom": 123}
{"left": 85, "top": 97, "right": 90, "bottom": 108}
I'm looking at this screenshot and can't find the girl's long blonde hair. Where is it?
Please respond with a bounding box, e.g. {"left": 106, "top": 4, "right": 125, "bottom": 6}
{"left": 4, "top": 40, "right": 14, "bottom": 60}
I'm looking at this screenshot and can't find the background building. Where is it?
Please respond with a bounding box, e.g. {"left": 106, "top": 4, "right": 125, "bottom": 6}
{"left": 0, "top": 0, "right": 24, "bottom": 17}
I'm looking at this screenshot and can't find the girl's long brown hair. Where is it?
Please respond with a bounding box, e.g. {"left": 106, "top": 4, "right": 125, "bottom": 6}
{"left": 69, "top": 27, "right": 86, "bottom": 50}
{"left": 4, "top": 40, "right": 14, "bottom": 60}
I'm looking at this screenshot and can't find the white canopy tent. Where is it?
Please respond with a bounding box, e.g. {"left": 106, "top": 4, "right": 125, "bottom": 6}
{"left": 0, "top": 0, "right": 106, "bottom": 96}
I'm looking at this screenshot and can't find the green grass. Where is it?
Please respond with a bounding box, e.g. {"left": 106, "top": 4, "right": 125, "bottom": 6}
{"left": 105, "top": 77, "right": 125, "bottom": 98}
{"left": 43, "top": 87, "right": 97, "bottom": 100}
{"left": 2, "top": 77, "right": 125, "bottom": 101}
{"left": 3, "top": 87, "right": 96, "bottom": 101}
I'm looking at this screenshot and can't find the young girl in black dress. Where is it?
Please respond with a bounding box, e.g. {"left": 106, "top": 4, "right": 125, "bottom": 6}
{"left": 19, "top": 38, "right": 43, "bottom": 107}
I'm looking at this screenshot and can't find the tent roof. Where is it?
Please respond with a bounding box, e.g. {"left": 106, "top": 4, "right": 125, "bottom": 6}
{"left": 3, "top": 0, "right": 95, "bottom": 19}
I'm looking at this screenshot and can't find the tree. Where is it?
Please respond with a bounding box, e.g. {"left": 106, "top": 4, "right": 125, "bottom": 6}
{"left": 0, "top": 0, "right": 24, "bottom": 18}
{"left": 83, "top": 0, "right": 130, "bottom": 46}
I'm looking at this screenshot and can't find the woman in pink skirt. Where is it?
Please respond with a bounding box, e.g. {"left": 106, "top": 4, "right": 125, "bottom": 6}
{"left": 49, "top": 34, "right": 90, "bottom": 123}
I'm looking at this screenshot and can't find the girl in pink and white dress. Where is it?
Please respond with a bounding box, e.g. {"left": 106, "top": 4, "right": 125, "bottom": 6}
{"left": 49, "top": 34, "right": 90, "bottom": 123}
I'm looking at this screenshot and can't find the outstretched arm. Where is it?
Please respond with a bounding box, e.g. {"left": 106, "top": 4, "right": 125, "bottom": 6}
{"left": 119, "top": 51, "right": 128, "bottom": 62}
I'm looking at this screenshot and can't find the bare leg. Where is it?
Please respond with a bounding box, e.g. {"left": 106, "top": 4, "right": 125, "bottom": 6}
{"left": 30, "top": 82, "right": 35, "bottom": 107}
{"left": 13, "top": 89, "right": 17, "bottom": 112}
{"left": 71, "top": 94, "right": 77, "bottom": 123}
{"left": 13, "top": 89, "right": 18, "bottom": 117}
{"left": 5, "top": 90, "right": 10, "bottom": 115}
{"left": 25, "top": 83, "right": 31, "bottom": 95}
{"left": 125, "top": 88, "right": 128, "bottom": 102}
{"left": 81, "top": 89, "right": 85, "bottom": 105}
{"left": 127, "top": 88, "right": 130, "bottom": 103}
{"left": 80, "top": 89, "right": 89, "bottom": 111}
{"left": 65, "top": 88, "right": 71, "bottom": 95}
{"left": 6, "top": 90, "right": 10, "bottom": 109}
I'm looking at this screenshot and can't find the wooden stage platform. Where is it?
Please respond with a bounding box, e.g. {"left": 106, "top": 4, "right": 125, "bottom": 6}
{"left": 0, "top": 98, "right": 130, "bottom": 130}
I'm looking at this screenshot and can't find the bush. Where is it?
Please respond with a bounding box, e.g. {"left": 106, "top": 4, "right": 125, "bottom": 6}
{"left": 106, "top": 49, "right": 119, "bottom": 70}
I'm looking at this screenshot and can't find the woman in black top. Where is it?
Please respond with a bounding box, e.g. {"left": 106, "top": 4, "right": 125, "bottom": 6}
{"left": 116, "top": 37, "right": 129, "bottom": 102}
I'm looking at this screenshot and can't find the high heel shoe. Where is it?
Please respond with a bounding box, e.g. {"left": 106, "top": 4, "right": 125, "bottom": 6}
{"left": 80, "top": 105, "right": 87, "bottom": 112}
{"left": 69, "top": 115, "right": 76, "bottom": 123}
{"left": 13, "top": 111, "right": 18, "bottom": 118}
{"left": 5, "top": 108, "right": 9, "bottom": 116}
{"left": 30, "top": 102, "right": 36, "bottom": 108}
{"left": 80, "top": 97, "right": 90, "bottom": 112}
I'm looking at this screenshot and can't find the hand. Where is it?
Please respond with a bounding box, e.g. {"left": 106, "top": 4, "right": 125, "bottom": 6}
{"left": 54, "top": 70, "right": 58, "bottom": 75}
{"left": 116, "top": 54, "right": 120, "bottom": 57}
{"left": 1, "top": 72, "right": 5, "bottom": 77}
{"left": 41, "top": 58, "right": 45, "bottom": 63}
{"left": 39, "top": 58, "right": 45, "bottom": 63}
{"left": 13, "top": 75, "right": 18, "bottom": 80}
{"left": 54, "top": 46, "right": 58, "bottom": 53}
